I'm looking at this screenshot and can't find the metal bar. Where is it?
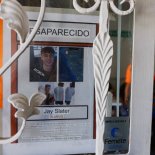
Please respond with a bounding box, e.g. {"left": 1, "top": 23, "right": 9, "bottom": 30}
{"left": 116, "top": 1, "right": 122, "bottom": 117}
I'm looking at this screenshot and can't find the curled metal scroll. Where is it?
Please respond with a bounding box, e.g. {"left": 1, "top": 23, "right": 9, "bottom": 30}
{"left": 73, "top": 0, "right": 135, "bottom": 15}
{"left": 0, "top": 0, "right": 46, "bottom": 75}
{"left": 0, "top": 0, "right": 29, "bottom": 43}
{"left": 0, "top": 93, "right": 46, "bottom": 144}
{"left": 73, "top": 0, "right": 101, "bottom": 13}
{"left": 0, "top": 0, "right": 46, "bottom": 144}
{"left": 109, "top": 0, "right": 135, "bottom": 15}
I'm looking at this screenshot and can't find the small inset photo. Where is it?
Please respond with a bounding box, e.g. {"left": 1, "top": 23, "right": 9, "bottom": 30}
{"left": 30, "top": 46, "right": 57, "bottom": 82}
{"left": 38, "top": 83, "right": 55, "bottom": 106}
{"left": 38, "top": 82, "right": 75, "bottom": 106}
{"left": 64, "top": 82, "right": 75, "bottom": 105}
{"left": 53, "top": 82, "right": 76, "bottom": 105}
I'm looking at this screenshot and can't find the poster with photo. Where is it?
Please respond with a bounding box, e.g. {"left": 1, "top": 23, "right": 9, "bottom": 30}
{"left": 11, "top": 19, "right": 97, "bottom": 144}
{"left": 17, "top": 45, "right": 94, "bottom": 142}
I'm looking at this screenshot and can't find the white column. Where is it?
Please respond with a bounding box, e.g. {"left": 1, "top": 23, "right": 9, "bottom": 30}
{"left": 129, "top": 0, "right": 155, "bottom": 154}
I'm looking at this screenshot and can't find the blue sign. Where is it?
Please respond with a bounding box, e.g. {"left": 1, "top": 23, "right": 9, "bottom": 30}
{"left": 104, "top": 117, "right": 129, "bottom": 153}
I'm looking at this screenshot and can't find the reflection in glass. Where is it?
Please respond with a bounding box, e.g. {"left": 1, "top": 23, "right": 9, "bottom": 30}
{"left": 109, "top": 12, "right": 133, "bottom": 118}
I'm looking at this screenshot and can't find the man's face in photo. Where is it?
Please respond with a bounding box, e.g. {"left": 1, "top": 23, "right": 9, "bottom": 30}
{"left": 45, "top": 85, "right": 51, "bottom": 94}
{"left": 41, "top": 52, "right": 54, "bottom": 67}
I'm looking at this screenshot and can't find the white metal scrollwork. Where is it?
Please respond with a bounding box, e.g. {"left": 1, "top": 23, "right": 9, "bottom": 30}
{"left": 0, "top": 0, "right": 46, "bottom": 144}
{"left": 73, "top": 0, "right": 135, "bottom": 155}
{"left": 0, "top": 93, "right": 46, "bottom": 144}
{"left": 73, "top": 0, "right": 135, "bottom": 15}
{"left": 0, "top": 0, "right": 46, "bottom": 75}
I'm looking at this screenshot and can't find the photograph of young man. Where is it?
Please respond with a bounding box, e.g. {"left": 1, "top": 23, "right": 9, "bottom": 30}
{"left": 30, "top": 46, "right": 57, "bottom": 82}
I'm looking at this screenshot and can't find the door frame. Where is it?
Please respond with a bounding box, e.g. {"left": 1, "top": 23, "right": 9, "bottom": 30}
{"left": 124, "top": 0, "right": 154, "bottom": 154}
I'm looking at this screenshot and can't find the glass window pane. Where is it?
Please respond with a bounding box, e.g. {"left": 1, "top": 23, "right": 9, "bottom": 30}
{"left": 104, "top": 2, "right": 134, "bottom": 154}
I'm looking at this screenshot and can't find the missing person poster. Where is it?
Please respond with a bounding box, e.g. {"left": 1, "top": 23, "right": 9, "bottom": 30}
{"left": 11, "top": 17, "right": 97, "bottom": 143}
